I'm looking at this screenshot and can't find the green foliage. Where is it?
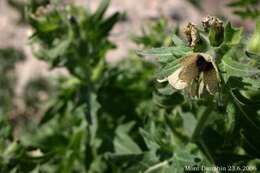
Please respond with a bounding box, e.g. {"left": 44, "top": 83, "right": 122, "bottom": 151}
{"left": 138, "top": 45, "right": 192, "bottom": 79}
{"left": 223, "top": 22, "right": 243, "bottom": 47}
{"left": 227, "top": 0, "right": 260, "bottom": 19}
{"left": 27, "top": 0, "right": 119, "bottom": 80}
{"left": 1, "top": 1, "right": 260, "bottom": 173}
{"left": 248, "top": 18, "right": 260, "bottom": 54}
{"left": 131, "top": 19, "right": 173, "bottom": 48}
{"left": 0, "top": 48, "right": 25, "bottom": 113}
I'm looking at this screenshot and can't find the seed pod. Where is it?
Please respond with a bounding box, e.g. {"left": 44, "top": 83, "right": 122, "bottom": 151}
{"left": 202, "top": 16, "right": 224, "bottom": 47}
{"left": 184, "top": 23, "right": 200, "bottom": 47}
{"left": 184, "top": 23, "right": 207, "bottom": 51}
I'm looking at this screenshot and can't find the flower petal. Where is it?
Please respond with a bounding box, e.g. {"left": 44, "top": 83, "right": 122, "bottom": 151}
{"left": 179, "top": 59, "right": 199, "bottom": 83}
{"left": 199, "top": 53, "right": 220, "bottom": 81}
{"left": 203, "top": 68, "right": 218, "bottom": 94}
{"left": 199, "top": 53, "right": 212, "bottom": 62}
{"left": 198, "top": 79, "right": 207, "bottom": 97}
{"left": 181, "top": 53, "right": 199, "bottom": 66}
{"left": 167, "top": 67, "right": 188, "bottom": 89}
{"left": 157, "top": 78, "right": 168, "bottom": 83}
{"left": 186, "top": 80, "right": 198, "bottom": 97}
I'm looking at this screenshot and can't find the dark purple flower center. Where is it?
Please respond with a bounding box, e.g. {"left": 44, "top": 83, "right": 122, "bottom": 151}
{"left": 196, "top": 55, "right": 213, "bottom": 72}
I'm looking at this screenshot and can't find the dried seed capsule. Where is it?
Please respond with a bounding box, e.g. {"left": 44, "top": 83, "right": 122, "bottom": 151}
{"left": 184, "top": 23, "right": 207, "bottom": 52}
{"left": 184, "top": 23, "right": 200, "bottom": 47}
{"left": 202, "top": 15, "right": 224, "bottom": 47}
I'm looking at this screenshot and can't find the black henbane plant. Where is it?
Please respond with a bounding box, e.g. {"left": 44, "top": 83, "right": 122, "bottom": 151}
{"left": 137, "top": 16, "right": 260, "bottom": 172}
{"left": 2, "top": 0, "right": 260, "bottom": 171}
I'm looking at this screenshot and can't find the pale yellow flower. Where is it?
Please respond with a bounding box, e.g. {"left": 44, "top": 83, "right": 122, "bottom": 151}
{"left": 159, "top": 53, "right": 219, "bottom": 97}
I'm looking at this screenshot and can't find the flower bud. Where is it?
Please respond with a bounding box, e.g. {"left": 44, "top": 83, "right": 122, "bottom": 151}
{"left": 184, "top": 23, "right": 200, "bottom": 47}
{"left": 202, "top": 16, "right": 224, "bottom": 47}
{"left": 184, "top": 23, "right": 207, "bottom": 52}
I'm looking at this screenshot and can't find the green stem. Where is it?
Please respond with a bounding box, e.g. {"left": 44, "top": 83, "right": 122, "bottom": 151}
{"left": 191, "top": 103, "right": 213, "bottom": 142}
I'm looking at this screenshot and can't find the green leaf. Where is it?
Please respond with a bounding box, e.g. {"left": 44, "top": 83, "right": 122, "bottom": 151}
{"left": 109, "top": 149, "right": 201, "bottom": 173}
{"left": 180, "top": 112, "right": 197, "bottom": 137}
{"left": 28, "top": 11, "right": 62, "bottom": 33}
{"left": 230, "top": 90, "right": 260, "bottom": 134}
{"left": 138, "top": 46, "right": 191, "bottom": 59}
{"left": 108, "top": 151, "right": 160, "bottom": 173}
{"left": 241, "top": 78, "right": 260, "bottom": 90}
{"left": 157, "top": 84, "right": 175, "bottom": 96}
{"left": 93, "top": 0, "right": 110, "bottom": 21}
{"left": 138, "top": 47, "right": 176, "bottom": 57}
{"left": 68, "top": 129, "right": 84, "bottom": 152}
{"left": 99, "top": 12, "right": 120, "bottom": 37}
{"left": 35, "top": 39, "right": 70, "bottom": 61}
{"left": 225, "top": 102, "right": 236, "bottom": 133}
{"left": 227, "top": 0, "right": 260, "bottom": 19}
{"left": 143, "top": 150, "right": 200, "bottom": 173}
{"left": 139, "top": 127, "right": 160, "bottom": 150}
{"left": 233, "top": 10, "right": 260, "bottom": 19}
{"left": 139, "top": 45, "right": 191, "bottom": 79}
{"left": 39, "top": 100, "right": 64, "bottom": 125}
{"left": 156, "top": 58, "right": 181, "bottom": 79}
{"left": 227, "top": 0, "right": 259, "bottom": 7}
{"left": 224, "top": 22, "right": 243, "bottom": 46}
{"left": 221, "top": 55, "right": 259, "bottom": 78}
{"left": 114, "top": 122, "right": 142, "bottom": 155}
{"left": 245, "top": 51, "right": 260, "bottom": 60}
{"left": 171, "top": 34, "right": 186, "bottom": 46}
{"left": 248, "top": 18, "right": 260, "bottom": 53}
{"left": 171, "top": 150, "right": 201, "bottom": 173}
